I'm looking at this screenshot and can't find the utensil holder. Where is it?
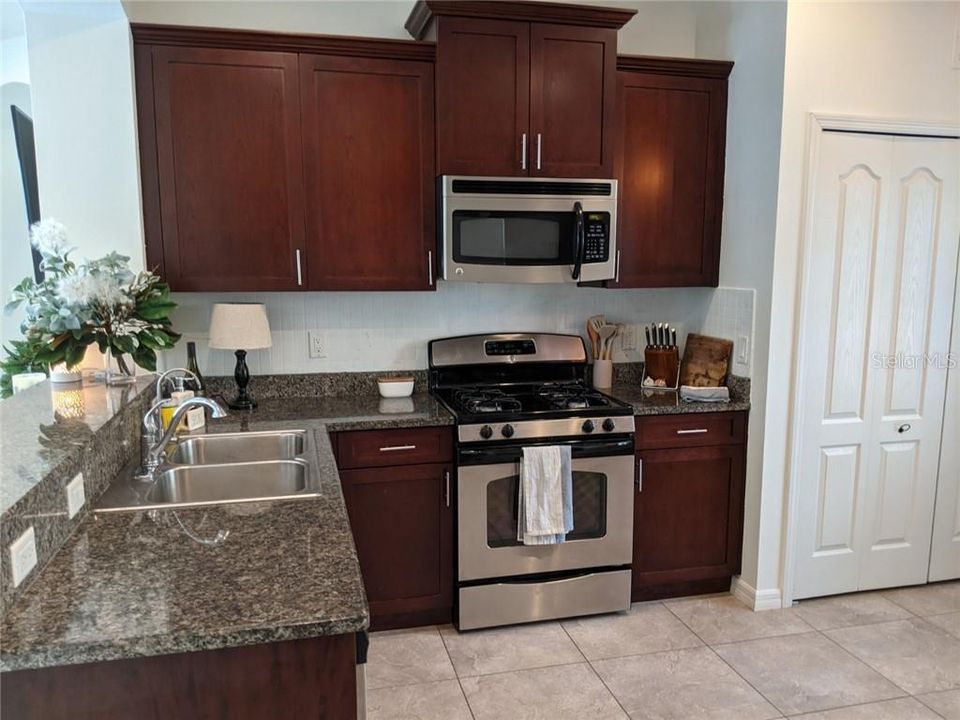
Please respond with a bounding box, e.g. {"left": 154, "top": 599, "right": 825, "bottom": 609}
{"left": 643, "top": 348, "right": 680, "bottom": 391}
{"left": 592, "top": 359, "right": 613, "bottom": 388}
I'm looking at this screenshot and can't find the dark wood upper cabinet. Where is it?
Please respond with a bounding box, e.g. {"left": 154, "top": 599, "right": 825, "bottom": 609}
{"left": 529, "top": 24, "right": 616, "bottom": 177}
{"left": 147, "top": 46, "right": 307, "bottom": 291}
{"left": 612, "top": 57, "right": 732, "bottom": 288}
{"left": 410, "top": 2, "right": 633, "bottom": 178}
{"left": 133, "top": 26, "right": 436, "bottom": 292}
{"left": 300, "top": 54, "right": 436, "bottom": 290}
{"left": 435, "top": 18, "right": 529, "bottom": 177}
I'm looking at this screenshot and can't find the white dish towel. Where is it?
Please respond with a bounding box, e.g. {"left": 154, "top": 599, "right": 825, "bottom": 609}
{"left": 517, "top": 445, "right": 574, "bottom": 545}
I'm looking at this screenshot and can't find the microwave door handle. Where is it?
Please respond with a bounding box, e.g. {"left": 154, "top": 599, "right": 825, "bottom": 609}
{"left": 571, "top": 201, "right": 585, "bottom": 280}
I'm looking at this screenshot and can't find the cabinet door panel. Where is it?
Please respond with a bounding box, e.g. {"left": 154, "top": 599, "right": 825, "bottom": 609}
{"left": 300, "top": 55, "right": 435, "bottom": 290}
{"left": 340, "top": 463, "right": 453, "bottom": 627}
{"left": 633, "top": 444, "right": 744, "bottom": 598}
{"left": 614, "top": 72, "right": 727, "bottom": 287}
{"left": 152, "top": 46, "right": 305, "bottom": 291}
{"left": 530, "top": 24, "right": 615, "bottom": 177}
{"left": 436, "top": 17, "right": 529, "bottom": 176}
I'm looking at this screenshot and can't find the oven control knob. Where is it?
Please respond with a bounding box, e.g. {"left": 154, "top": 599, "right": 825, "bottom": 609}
{"left": 582, "top": 420, "right": 595, "bottom": 433}
{"left": 479, "top": 425, "right": 493, "bottom": 439}
{"left": 602, "top": 418, "right": 616, "bottom": 432}
{"left": 501, "top": 424, "right": 515, "bottom": 438}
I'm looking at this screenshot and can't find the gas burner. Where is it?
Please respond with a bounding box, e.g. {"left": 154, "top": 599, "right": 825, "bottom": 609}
{"left": 535, "top": 383, "right": 611, "bottom": 411}
{"left": 453, "top": 388, "right": 523, "bottom": 414}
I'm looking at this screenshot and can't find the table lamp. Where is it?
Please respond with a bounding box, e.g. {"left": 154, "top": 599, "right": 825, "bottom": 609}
{"left": 208, "top": 303, "right": 272, "bottom": 410}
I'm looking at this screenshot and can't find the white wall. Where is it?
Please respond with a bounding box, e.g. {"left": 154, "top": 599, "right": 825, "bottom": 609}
{"left": 693, "top": 0, "right": 787, "bottom": 596}
{"left": 22, "top": 1, "right": 144, "bottom": 269}
{"left": 762, "top": 1, "right": 960, "bottom": 602}
{"left": 1, "top": 3, "right": 33, "bottom": 347}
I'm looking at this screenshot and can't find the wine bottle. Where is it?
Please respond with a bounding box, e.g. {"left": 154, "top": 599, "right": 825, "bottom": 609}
{"left": 186, "top": 341, "right": 205, "bottom": 395}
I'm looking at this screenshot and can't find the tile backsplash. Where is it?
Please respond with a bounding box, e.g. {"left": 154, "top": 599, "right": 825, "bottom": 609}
{"left": 160, "top": 284, "right": 755, "bottom": 378}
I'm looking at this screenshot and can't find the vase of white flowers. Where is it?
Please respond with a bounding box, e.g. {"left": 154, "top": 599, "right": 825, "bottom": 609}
{"left": 2, "top": 220, "right": 180, "bottom": 393}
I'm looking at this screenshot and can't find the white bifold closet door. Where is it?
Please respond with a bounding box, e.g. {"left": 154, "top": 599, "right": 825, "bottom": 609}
{"left": 793, "top": 131, "right": 959, "bottom": 599}
{"left": 929, "top": 277, "right": 960, "bottom": 582}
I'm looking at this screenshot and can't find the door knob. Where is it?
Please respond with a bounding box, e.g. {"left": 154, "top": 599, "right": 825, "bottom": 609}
{"left": 897, "top": 423, "right": 911, "bottom": 434}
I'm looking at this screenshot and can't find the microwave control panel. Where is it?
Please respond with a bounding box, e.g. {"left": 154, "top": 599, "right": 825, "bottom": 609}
{"left": 583, "top": 213, "right": 611, "bottom": 263}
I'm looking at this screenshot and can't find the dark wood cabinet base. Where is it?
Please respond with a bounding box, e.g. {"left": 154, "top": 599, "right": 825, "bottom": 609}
{"left": 1, "top": 634, "right": 357, "bottom": 720}
{"left": 631, "top": 576, "right": 733, "bottom": 603}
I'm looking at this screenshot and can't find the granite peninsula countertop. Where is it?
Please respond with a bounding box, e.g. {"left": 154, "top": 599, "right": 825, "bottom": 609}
{"left": 0, "top": 394, "right": 452, "bottom": 672}
{"left": 0, "top": 382, "right": 748, "bottom": 672}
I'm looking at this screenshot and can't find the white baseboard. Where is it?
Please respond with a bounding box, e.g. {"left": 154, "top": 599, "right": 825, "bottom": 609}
{"left": 731, "top": 576, "right": 784, "bottom": 611}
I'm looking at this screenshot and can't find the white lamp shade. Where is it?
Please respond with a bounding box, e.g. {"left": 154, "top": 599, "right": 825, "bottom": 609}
{"left": 208, "top": 303, "right": 272, "bottom": 350}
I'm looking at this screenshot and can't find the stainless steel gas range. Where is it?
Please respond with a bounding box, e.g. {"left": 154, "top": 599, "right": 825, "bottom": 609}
{"left": 429, "top": 333, "right": 636, "bottom": 631}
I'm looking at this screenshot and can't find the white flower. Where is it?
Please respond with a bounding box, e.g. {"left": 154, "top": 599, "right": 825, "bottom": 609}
{"left": 30, "top": 219, "right": 70, "bottom": 256}
{"left": 87, "top": 275, "right": 129, "bottom": 308}
{"left": 57, "top": 276, "right": 95, "bottom": 305}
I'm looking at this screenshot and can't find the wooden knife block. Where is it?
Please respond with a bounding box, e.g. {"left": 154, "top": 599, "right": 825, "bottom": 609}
{"left": 644, "top": 348, "right": 680, "bottom": 385}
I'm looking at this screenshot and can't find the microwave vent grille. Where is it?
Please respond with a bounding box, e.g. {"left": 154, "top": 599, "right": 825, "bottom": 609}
{"left": 450, "top": 180, "right": 613, "bottom": 196}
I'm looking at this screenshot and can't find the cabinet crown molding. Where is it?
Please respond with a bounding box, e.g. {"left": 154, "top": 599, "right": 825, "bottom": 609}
{"left": 405, "top": 0, "right": 637, "bottom": 40}
{"left": 617, "top": 54, "right": 734, "bottom": 79}
{"left": 131, "top": 24, "right": 436, "bottom": 62}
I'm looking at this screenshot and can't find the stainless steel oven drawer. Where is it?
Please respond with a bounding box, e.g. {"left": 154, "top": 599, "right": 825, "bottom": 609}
{"left": 458, "top": 569, "right": 631, "bottom": 631}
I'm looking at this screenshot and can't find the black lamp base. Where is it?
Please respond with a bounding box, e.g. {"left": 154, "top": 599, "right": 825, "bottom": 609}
{"left": 229, "top": 349, "right": 257, "bottom": 411}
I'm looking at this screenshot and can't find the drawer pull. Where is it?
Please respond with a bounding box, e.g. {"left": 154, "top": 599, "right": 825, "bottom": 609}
{"left": 378, "top": 444, "right": 417, "bottom": 452}
{"left": 676, "top": 428, "right": 709, "bottom": 435}
{"left": 444, "top": 470, "right": 450, "bottom": 507}
{"left": 636, "top": 459, "right": 642, "bottom": 493}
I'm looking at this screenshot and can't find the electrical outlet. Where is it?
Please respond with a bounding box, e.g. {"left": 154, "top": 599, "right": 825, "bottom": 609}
{"left": 9, "top": 526, "right": 37, "bottom": 588}
{"left": 308, "top": 331, "right": 326, "bottom": 359}
{"left": 66, "top": 472, "right": 85, "bottom": 519}
{"left": 737, "top": 335, "right": 750, "bottom": 365}
{"left": 621, "top": 324, "right": 637, "bottom": 352}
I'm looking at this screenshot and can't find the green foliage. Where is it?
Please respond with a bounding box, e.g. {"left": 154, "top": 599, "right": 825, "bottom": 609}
{"left": 2, "top": 220, "right": 180, "bottom": 397}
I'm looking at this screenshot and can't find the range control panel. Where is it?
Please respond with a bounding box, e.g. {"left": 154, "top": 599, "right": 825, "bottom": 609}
{"left": 583, "top": 213, "right": 611, "bottom": 263}
{"left": 484, "top": 339, "right": 537, "bottom": 356}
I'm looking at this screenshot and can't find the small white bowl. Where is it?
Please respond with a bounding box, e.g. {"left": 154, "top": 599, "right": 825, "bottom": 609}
{"left": 377, "top": 376, "right": 415, "bottom": 398}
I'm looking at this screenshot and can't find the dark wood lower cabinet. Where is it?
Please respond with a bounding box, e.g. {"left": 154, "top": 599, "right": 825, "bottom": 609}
{"left": 632, "top": 441, "right": 746, "bottom": 601}
{"left": 1, "top": 634, "right": 356, "bottom": 720}
{"left": 340, "top": 462, "right": 454, "bottom": 630}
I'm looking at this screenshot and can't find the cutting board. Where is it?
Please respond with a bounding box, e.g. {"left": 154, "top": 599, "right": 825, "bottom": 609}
{"left": 679, "top": 334, "right": 733, "bottom": 387}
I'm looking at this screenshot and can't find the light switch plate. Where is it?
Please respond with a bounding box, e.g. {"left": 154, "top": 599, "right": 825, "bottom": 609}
{"left": 9, "top": 526, "right": 37, "bottom": 588}
{"left": 66, "top": 472, "right": 85, "bottom": 519}
{"left": 737, "top": 335, "right": 750, "bottom": 365}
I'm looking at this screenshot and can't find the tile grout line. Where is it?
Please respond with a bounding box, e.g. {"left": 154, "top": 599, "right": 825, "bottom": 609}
{"left": 661, "top": 600, "right": 795, "bottom": 717}
{"left": 558, "top": 620, "right": 634, "bottom": 718}
{"left": 814, "top": 625, "right": 916, "bottom": 698}
{"left": 913, "top": 691, "right": 953, "bottom": 720}
{"left": 436, "top": 625, "right": 478, "bottom": 720}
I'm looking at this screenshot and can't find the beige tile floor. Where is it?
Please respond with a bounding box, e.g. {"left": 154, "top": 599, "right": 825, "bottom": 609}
{"left": 366, "top": 580, "right": 960, "bottom": 719}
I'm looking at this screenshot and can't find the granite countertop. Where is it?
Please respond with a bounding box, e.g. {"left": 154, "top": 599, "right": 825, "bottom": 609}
{"left": 0, "top": 377, "right": 154, "bottom": 515}
{"left": 0, "top": 381, "right": 747, "bottom": 672}
{"left": 0, "top": 393, "right": 452, "bottom": 672}
{"left": 606, "top": 375, "right": 751, "bottom": 416}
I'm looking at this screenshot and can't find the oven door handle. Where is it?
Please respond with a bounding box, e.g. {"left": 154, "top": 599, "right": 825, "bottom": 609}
{"left": 458, "top": 437, "right": 634, "bottom": 465}
{"left": 571, "top": 201, "right": 585, "bottom": 281}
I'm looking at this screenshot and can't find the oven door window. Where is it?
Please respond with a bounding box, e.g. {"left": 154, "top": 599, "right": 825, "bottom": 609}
{"left": 486, "top": 471, "right": 608, "bottom": 548}
{"left": 453, "top": 211, "right": 576, "bottom": 266}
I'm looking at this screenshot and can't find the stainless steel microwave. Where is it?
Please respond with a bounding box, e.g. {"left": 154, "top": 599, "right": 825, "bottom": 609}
{"left": 440, "top": 176, "right": 618, "bottom": 284}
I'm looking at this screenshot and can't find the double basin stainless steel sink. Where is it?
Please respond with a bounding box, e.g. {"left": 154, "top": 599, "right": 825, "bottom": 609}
{"left": 97, "top": 430, "right": 320, "bottom": 512}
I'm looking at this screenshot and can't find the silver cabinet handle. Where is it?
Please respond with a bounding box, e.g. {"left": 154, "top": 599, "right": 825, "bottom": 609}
{"left": 295, "top": 249, "right": 303, "bottom": 286}
{"left": 521, "top": 133, "right": 527, "bottom": 171}
{"left": 428, "top": 250, "right": 433, "bottom": 286}
{"left": 636, "top": 458, "right": 642, "bottom": 493}
{"left": 379, "top": 444, "right": 416, "bottom": 452}
{"left": 536, "top": 133, "right": 542, "bottom": 170}
{"left": 615, "top": 249, "right": 621, "bottom": 284}
{"left": 677, "top": 428, "right": 709, "bottom": 435}
{"left": 444, "top": 470, "right": 450, "bottom": 507}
